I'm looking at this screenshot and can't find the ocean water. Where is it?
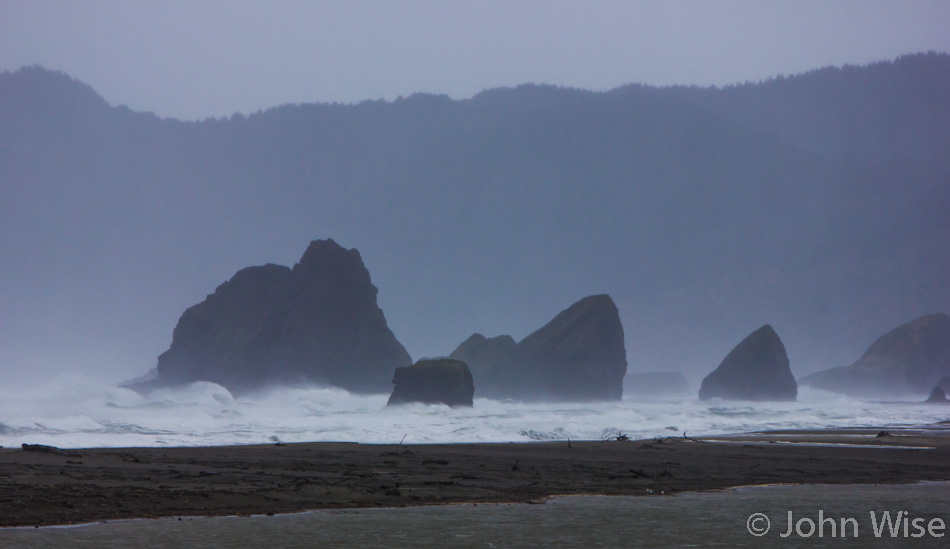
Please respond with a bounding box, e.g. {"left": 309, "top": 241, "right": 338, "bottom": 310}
{"left": 1, "top": 375, "right": 948, "bottom": 449}
{"left": 3, "top": 482, "right": 949, "bottom": 547}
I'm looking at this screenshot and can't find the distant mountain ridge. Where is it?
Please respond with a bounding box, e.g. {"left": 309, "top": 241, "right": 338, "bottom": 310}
{"left": 1, "top": 54, "right": 948, "bottom": 386}
{"left": 667, "top": 52, "right": 950, "bottom": 164}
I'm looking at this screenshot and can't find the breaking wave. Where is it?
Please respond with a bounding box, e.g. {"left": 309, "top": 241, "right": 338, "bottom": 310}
{"left": 0, "top": 374, "right": 947, "bottom": 449}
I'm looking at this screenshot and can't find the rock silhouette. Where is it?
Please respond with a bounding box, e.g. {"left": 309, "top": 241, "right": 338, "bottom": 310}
{"left": 699, "top": 325, "right": 797, "bottom": 401}
{"left": 450, "top": 294, "right": 627, "bottom": 401}
{"left": 925, "top": 386, "right": 948, "bottom": 403}
{"left": 800, "top": 313, "right": 950, "bottom": 397}
{"left": 387, "top": 359, "right": 475, "bottom": 407}
{"left": 132, "top": 239, "right": 411, "bottom": 395}
{"left": 448, "top": 334, "right": 516, "bottom": 381}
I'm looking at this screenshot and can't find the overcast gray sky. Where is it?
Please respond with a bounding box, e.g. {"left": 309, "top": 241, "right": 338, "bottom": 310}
{"left": 2, "top": 0, "right": 949, "bottom": 120}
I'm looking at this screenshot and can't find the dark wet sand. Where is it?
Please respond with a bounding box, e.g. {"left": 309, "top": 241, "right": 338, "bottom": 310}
{"left": 2, "top": 426, "right": 950, "bottom": 527}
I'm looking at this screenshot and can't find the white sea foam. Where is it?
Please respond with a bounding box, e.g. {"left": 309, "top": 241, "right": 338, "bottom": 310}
{"left": 0, "top": 376, "right": 947, "bottom": 449}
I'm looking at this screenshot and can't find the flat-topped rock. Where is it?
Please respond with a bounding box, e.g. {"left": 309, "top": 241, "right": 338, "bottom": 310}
{"left": 387, "top": 359, "right": 475, "bottom": 407}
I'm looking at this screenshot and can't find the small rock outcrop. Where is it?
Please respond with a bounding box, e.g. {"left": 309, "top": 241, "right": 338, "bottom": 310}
{"left": 450, "top": 294, "right": 627, "bottom": 401}
{"left": 624, "top": 372, "right": 690, "bottom": 399}
{"left": 130, "top": 239, "right": 411, "bottom": 395}
{"left": 387, "top": 359, "right": 475, "bottom": 407}
{"left": 925, "top": 386, "right": 948, "bottom": 403}
{"left": 800, "top": 313, "right": 950, "bottom": 397}
{"left": 699, "top": 325, "right": 797, "bottom": 401}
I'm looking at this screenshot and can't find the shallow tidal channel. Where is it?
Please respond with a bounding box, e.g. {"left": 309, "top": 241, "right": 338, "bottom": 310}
{"left": 3, "top": 482, "right": 949, "bottom": 548}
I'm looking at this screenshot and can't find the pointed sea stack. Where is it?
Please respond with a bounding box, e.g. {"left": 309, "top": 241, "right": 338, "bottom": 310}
{"left": 699, "top": 325, "right": 797, "bottom": 401}
{"left": 136, "top": 239, "right": 411, "bottom": 395}
{"left": 925, "top": 386, "right": 948, "bottom": 403}
{"left": 387, "top": 359, "right": 475, "bottom": 407}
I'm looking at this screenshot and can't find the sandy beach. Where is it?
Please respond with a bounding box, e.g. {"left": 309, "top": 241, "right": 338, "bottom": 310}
{"left": 2, "top": 425, "right": 949, "bottom": 528}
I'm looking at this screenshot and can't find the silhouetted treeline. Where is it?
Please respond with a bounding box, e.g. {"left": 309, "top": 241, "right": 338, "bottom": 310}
{"left": 0, "top": 53, "right": 947, "bottom": 381}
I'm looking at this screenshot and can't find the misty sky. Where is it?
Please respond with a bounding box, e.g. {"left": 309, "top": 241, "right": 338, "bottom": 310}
{"left": 2, "top": 0, "right": 948, "bottom": 120}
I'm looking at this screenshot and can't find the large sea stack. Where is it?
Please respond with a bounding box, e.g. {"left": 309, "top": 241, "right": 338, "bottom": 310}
{"left": 800, "top": 313, "right": 950, "bottom": 397}
{"left": 450, "top": 294, "right": 627, "bottom": 401}
{"left": 698, "top": 325, "right": 797, "bottom": 401}
{"left": 387, "top": 359, "right": 475, "bottom": 407}
{"left": 133, "top": 239, "right": 411, "bottom": 395}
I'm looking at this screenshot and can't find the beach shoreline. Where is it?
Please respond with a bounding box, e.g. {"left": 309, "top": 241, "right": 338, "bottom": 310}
{"left": 2, "top": 425, "right": 950, "bottom": 528}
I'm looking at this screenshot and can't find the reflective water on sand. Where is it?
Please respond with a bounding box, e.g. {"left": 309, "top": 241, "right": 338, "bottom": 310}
{"left": 4, "top": 482, "right": 948, "bottom": 548}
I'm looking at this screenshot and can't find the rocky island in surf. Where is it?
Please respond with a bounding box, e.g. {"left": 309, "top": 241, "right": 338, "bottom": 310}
{"left": 387, "top": 358, "right": 475, "bottom": 407}
{"left": 449, "top": 294, "right": 627, "bottom": 401}
{"left": 128, "top": 239, "right": 412, "bottom": 395}
{"left": 925, "top": 386, "right": 948, "bottom": 403}
{"left": 698, "top": 324, "right": 797, "bottom": 401}
{"left": 128, "top": 244, "right": 629, "bottom": 402}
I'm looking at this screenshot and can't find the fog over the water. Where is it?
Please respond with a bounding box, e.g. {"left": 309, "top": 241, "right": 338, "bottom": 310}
{"left": 0, "top": 2, "right": 949, "bottom": 394}
{"left": 2, "top": 377, "right": 947, "bottom": 449}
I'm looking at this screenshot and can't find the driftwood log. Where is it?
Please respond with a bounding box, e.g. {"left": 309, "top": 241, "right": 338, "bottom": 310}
{"left": 21, "top": 443, "right": 81, "bottom": 458}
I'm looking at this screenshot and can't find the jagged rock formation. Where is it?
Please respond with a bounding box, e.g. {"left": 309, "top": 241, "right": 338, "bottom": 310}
{"left": 800, "top": 313, "right": 950, "bottom": 397}
{"left": 699, "top": 325, "right": 797, "bottom": 401}
{"left": 624, "top": 372, "right": 690, "bottom": 399}
{"left": 449, "top": 294, "right": 627, "bottom": 401}
{"left": 925, "top": 386, "right": 948, "bottom": 403}
{"left": 448, "top": 334, "right": 516, "bottom": 380}
{"left": 387, "top": 359, "right": 475, "bottom": 407}
{"left": 130, "top": 239, "right": 411, "bottom": 395}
